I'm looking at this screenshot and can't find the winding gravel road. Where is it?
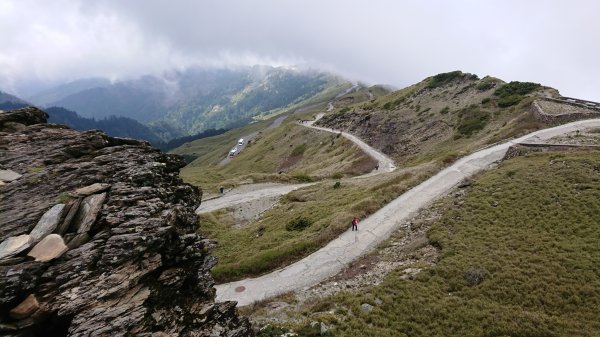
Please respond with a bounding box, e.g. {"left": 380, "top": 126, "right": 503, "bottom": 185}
{"left": 196, "top": 114, "right": 394, "bottom": 214}
{"left": 215, "top": 118, "right": 600, "bottom": 306}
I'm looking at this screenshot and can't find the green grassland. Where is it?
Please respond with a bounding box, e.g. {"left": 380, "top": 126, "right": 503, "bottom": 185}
{"left": 203, "top": 163, "right": 439, "bottom": 282}
{"left": 178, "top": 121, "right": 377, "bottom": 193}
{"left": 264, "top": 150, "right": 600, "bottom": 336}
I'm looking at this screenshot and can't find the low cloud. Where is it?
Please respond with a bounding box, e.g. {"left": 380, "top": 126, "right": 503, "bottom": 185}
{"left": 1, "top": 0, "right": 599, "bottom": 100}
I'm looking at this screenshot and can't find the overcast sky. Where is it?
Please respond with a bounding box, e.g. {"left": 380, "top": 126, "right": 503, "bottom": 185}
{"left": 1, "top": 0, "right": 599, "bottom": 100}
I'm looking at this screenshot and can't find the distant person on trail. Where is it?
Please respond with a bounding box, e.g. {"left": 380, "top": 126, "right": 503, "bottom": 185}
{"left": 351, "top": 216, "right": 359, "bottom": 231}
{"left": 219, "top": 187, "right": 224, "bottom": 194}
{"left": 375, "top": 164, "right": 379, "bottom": 170}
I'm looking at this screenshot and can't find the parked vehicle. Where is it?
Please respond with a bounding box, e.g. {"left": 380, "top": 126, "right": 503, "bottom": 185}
{"left": 229, "top": 147, "right": 238, "bottom": 157}
{"left": 238, "top": 138, "right": 244, "bottom": 146}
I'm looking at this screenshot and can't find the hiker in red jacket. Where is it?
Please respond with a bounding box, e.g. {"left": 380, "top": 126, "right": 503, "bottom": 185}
{"left": 351, "top": 216, "right": 359, "bottom": 231}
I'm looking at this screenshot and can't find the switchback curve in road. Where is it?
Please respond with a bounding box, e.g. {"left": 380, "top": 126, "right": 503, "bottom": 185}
{"left": 215, "top": 118, "right": 600, "bottom": 306}
{"left": 196, "top": 114, "right": 395, "bottom": 213}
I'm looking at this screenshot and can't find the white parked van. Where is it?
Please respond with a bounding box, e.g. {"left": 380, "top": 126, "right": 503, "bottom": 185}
{"left": 238, "top": 138, "right": 244, "bottom": 146}
{"left": 228, "top": 147, "right": 238, "bottom": 157}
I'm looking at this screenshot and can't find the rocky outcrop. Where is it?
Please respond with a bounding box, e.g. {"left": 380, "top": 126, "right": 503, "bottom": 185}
{"left": 0, "top": 107, "right": 252, "bottom": 336}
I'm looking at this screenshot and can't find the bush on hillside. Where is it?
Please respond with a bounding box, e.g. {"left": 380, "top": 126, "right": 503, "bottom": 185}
{"left": 495, "top": 81, "right": 541, "bottom": 97}
{"left": 497, "top": 94, "right": 523, "bottom": 108}
{"left": 291, "top": 143, "right": 307, "bottom": 156}
{"left": 286, "top": 217, "right": 313, "bottom": 231}
{"left": 456, "top": 108, "right": 490, "bottom": 136}
{"left": 476, "top": 82, "right": 495, "bottom": 91}
{"left": 493, "top": 81, "right": 541, "bottom": 107}
{"left": 428, "top": 71, "right": 478, "bottom": 89}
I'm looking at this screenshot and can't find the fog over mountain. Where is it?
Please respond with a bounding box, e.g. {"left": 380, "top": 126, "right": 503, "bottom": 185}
{"left": 1, "top": 0, "right": 599, "bottom": 100}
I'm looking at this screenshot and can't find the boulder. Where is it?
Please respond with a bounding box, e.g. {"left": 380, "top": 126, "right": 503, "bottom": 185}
{"left": 0, "top": 170, "right": 22, "bottom": 182}
{"left": 0, "top": 235, "right": 31, "bottom": 260}
{"left": 27, "top": 234, "right": 68, "bottom": 262}
{"left": 360, "top": 303, "right": 374, "bottom": 313}
{"left": 29, "top": 204, "right": 65, "bottom": 243}
{"left": 72, "top": 192, "right": 106, "bottom": 233}
{"left": 9, "top": 295, "right": 40, "bottom": 320}
{"left": 72, "top": 183, "right": 111, "bottom": 197}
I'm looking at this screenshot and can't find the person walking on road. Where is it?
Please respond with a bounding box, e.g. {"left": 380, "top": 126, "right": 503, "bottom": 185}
{"left": 351, "top": 216, "right": 359, "bottom": 231}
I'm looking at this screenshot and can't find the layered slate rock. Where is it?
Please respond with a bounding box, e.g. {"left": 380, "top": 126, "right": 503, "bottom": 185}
{"left": 0, "top": 107, "right": 252, "bottom": 336}
{"left": 27, "top": 234, "right": 68, "bottom": 262}
{"left": 29, "top": 204, "right": 65, "bottom": 243}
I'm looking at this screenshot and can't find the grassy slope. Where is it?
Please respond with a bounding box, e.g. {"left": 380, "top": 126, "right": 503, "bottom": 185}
{"left": 179, "top": 72, "right": 572, "bottom": 282}
{"left": 173, "top": 82, "right": 390, "bottom": 193}
{"left": 317, "top": 72, "right": 559, "bottom": 168}
{"left": 177, "top": 121, "right": 376, "bottom": 193}
{"left": 280, "top": 150, "right": 600, "bottom": 336}
{"left": 206, "top": 164, "right": 438, "bottom": 282}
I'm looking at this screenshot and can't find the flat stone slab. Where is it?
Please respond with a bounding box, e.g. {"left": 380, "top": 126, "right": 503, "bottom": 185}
{"left": 0, "top": 235, "right": 31, "bottom": 260}
{"left": 9, "top": 294, "right": 40, "bottom": 319}
{"left": 72, "top": 183, "right": 111, "bottom": 197}
{"left": 0, "top": 169, "right": 22, "bottom": 182}
{"left": 29, "top": 204, "right": 65, "bottom": 243}
{"left": 74, "top": 192, "right": 107, "bottom": 233}
{"left": 27, "top": 234, "right": 68, "bottom": 262}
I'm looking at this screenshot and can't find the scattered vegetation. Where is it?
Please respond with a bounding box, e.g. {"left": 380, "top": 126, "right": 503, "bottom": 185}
{"left": 494, "top": 81, "right": 541, "bottom": 107}
{"left": 176, "top": 121, "right": 374, "bottom": 192}
{"left": 204, "top": 166, "right": 437, "bottom": 282}
{"left": 456, "top": 106, "right": 490, "bottom": 136}
{"left": 291, "top": 143, "right": 307, "bottom": 156}
{"left": 476, "top": 81, "right": 494, "bottom": 91}
{"left": 428, "top": 71, "right": 478, "bottom": 89}
{"left": 286, "top": 217, "right": 313, "bottom": 231}
{"left": 55, "top": 193, "right": 73, "bottom": 204}
{"left": 279, "top": 151, "right": 600, "bottom": 336}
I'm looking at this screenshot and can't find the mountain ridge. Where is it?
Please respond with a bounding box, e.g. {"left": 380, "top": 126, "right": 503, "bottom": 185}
{"left": 26, "top": 66, "right": 350, "bottom": 140}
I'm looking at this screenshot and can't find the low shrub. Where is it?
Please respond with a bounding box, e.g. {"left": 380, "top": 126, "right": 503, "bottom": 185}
{"left": 456, "top": 108, "right": 490, "bottom": 136}
{"left": 286, "top": 217, "right": 313, "bottom": 231}
{"left": 476, "top": 82, "right": 495, "bottom": 91}
{"left": 291, "top": 143, "right": 307, "bottom": 156}
{"left": 495, "top": 81, "right": 541, "bottom": 97}
{"left": 497, "top": 94, "right": 523, "bottom": 108}
{"left": 428, "top": 71, "right": 477, "bottom": 89}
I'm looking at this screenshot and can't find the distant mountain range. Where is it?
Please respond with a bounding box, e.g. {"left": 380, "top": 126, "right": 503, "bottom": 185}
{"left": 0, "top": 91, "right": 225, "bottom": 149}
{"left": 24, "top": 66, "right": 347, "bottom": 141}
{"left": 0, "top": 91, "right": 29, "bottom": 110}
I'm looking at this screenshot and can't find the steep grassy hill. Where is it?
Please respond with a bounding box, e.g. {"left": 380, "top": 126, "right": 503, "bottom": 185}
{"left": 256, "top": 149, "right": 600, "bottom": 336}
{"left": 317, "top": 71, "right": 558, "bottom": 166}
